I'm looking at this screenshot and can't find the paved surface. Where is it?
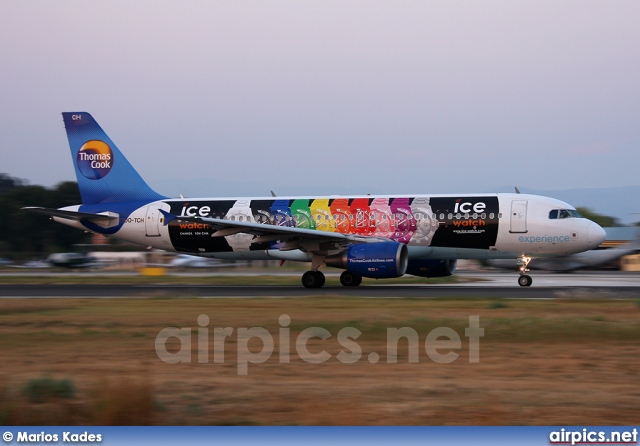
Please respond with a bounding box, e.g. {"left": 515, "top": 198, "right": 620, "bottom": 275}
{"left": 0, "top": 272, "right": 638, "bottom": 299}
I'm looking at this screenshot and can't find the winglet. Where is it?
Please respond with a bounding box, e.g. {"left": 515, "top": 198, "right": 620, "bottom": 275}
{"left": 159, "top": 209, "right": 176, "bottom": 226}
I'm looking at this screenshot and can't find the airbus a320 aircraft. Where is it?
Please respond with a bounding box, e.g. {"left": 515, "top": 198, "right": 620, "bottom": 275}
{"left": 24, "top": 113, "right": 606, "bottom": 288}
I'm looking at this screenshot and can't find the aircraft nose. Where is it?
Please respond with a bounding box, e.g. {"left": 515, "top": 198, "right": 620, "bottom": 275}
{"left": 587, "top": 222, "right": 606, "bottom": 248}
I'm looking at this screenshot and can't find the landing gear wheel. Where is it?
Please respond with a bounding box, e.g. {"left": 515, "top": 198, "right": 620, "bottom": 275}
{"left": 518, "top": 274, "right": 533, "bottom": 287}
{"left": 340, "top": 271, "right": 363, "bottom": 287}
{"left": 302, "top": 270, "right": 325, "bottom": 289}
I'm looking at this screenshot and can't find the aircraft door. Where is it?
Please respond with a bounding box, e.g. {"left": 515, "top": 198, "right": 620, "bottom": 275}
{"left": 510, "top": 200, "right": 528, "bottom": 233}
{"left": 145, "top": 203, "right": 168, "bottom": 237}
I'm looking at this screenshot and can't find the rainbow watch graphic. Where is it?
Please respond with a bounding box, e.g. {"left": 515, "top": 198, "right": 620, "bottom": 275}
{"left": 271, "top": 199, "right": 295, "bottom": 227}
{"left": 370, "top": 197, "right": 395, "bottom": 237}
{"left": 350, "top": 198, "right": 375, "bottom": 236}
{"left": 291, "top": 199, "right": 315, "bottom": 230}
{"left": 310, "top": 199, "right": 335, "bottom": 232}
{"left": 330, "top": 198, "right": 353, "bottom": 234}
{"left": 390, "top": 198, "right": 416, "bottom": 243}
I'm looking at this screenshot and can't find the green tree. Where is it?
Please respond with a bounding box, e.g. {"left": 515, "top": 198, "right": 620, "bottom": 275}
{"left": 576, "top": 207, "right": 620, "bottom": 227}
{"left": 0, "top": 176, "right": 88, "bottom": 257}
{"left": 0, "top": 173, "right": 24, "bottom": 193}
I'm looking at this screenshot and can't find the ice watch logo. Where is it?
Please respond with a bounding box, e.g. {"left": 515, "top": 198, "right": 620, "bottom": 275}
{"left": 77, "top": 140, "right": 113, "bottom": 180}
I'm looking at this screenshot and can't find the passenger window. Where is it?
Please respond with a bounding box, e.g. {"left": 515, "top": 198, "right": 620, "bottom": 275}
{"left": 447, "top": 213, "right": 452, "bottom": 220}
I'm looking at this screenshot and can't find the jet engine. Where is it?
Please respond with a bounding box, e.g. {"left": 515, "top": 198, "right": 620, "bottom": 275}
{"left": 405, "top": 258, "right": 457, "bottom": 278}
{"left": 325, "top": 242, "right": 408, "bottom": 279}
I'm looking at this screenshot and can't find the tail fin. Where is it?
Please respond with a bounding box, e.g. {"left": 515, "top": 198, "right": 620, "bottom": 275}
{"left": 62, "top": 112, "right": 166, "bottom": 204}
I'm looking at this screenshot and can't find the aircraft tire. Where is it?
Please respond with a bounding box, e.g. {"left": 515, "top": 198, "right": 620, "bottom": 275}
{"left": 302, "top": 270, "right": 325, "bottom": 289}
{"left": 518, "top": 274, "right": 533, "bottom": 287}
{"left": 340, "top": 271, "right": 363, "bottom": 287}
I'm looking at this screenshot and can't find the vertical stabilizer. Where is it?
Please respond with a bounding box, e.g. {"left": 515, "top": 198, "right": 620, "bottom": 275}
{"left": 62, "top": 112, "right": 166, "bottom": 204}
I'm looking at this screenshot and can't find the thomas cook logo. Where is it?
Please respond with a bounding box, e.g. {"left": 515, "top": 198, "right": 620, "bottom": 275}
{"left": 77, "top": 140, "right": 113, "bottom": 180}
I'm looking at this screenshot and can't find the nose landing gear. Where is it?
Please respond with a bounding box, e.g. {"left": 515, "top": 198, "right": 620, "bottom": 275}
{"left": 517, "top": 255, "right": 532, "bottom": 287}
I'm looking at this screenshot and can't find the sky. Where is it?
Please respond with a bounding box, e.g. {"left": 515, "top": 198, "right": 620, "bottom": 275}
{"left": 1, "top": 1, "right": 639, "bottom": 200}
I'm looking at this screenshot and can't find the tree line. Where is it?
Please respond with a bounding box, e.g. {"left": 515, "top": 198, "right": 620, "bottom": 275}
{"left": 0, "top": 174, "right": 88, "bottom": 258}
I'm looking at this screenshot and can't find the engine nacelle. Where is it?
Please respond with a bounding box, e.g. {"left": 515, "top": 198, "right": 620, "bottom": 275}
{"left": 405, "top": 258, "right": 457, "bottom": 278}
{"left": 325, "top": 242, "right": 408, "bottom": 279}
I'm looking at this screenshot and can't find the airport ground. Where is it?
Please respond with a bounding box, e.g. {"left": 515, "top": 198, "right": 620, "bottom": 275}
{"left": 0, "top": 270, "right": 639, "bottom": 425}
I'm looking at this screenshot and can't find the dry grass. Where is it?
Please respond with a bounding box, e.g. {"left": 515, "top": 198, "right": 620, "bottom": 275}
{"left": 0, "top": 296, "right": 638, "bottom": 425}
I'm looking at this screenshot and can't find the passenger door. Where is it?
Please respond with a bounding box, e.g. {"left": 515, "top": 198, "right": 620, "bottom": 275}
{"left": 510, "top": 200, "right": 528, "bottom": 233}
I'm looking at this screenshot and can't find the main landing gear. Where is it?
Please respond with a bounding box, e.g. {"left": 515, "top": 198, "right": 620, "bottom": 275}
{"left": 302, "top": 255, "right": 328, "bottom": 289}
{"left": 517, "top": 255, "right": 533, "bottom": 287}
{"left": 302, "top": 270, "right": 325, "bottom": 289}
{"left": 339, "top": 271, "right": 362, "bottom": 287}
{"left": 301, "top": 270, "right": 364, "bottom": 288}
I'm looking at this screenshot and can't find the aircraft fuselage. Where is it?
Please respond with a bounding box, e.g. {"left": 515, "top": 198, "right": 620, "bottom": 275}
{"left": 57, "top": 193, "right": 603, "bottom": 262}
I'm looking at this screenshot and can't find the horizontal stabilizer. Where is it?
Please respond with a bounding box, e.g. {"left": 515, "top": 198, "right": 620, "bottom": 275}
{"left": 22, "top": 207, "right": 119, "bottom": 226}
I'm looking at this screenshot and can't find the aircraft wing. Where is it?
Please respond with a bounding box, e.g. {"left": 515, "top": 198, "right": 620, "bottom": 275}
{"left": 160, "top": 210, "right": 390, "bottom": 253}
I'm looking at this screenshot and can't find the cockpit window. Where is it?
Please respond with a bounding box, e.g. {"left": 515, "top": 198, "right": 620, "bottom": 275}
{"left": 549, "top": 209, "right": 584, "bottom": 219}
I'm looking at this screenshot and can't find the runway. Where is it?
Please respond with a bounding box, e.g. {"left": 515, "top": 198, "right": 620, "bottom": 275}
{"left": 1, "top": 272, "right": 638, "bottom": 299}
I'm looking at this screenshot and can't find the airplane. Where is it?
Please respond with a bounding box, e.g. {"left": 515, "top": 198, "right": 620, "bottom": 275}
{"left": 23, "top": 112, "right": 606, "bottom": 288}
